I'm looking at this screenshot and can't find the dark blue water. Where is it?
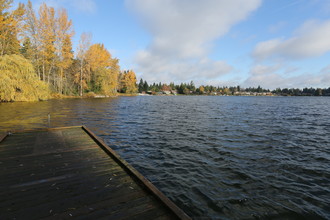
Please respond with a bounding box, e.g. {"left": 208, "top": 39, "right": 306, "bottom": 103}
{"left": 0, "top": 96, "right": 329, "bottom": 219}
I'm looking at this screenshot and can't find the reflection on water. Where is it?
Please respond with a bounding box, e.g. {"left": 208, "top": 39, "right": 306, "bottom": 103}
{"left": 0, "top": 96, "right": 330, "bottom": 219}
{"left": 0, "top": 98, "right": 120, "bottom": 132}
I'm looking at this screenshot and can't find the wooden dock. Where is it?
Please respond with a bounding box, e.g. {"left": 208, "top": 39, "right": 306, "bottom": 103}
{"left": 0, "top": 126, "right": 190, "bottom": 219}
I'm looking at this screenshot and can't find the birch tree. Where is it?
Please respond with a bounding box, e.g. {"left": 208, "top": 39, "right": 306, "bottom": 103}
{"left": 76, "top": 32, "right": 92, "bottom": 96}
{"left": 0, "top": 0, "right": 25, "bottom": 55}
{"left": 56, "top": 8, "right": 74, "bottom": 94}
{"left": 38, "top": 3, "right": 56, "bottom": 83}
{"left": 24, "top": 0, "right": 41, "bottom": 79}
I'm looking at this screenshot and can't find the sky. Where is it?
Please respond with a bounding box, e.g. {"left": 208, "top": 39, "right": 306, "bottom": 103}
{"left": 18, "top": 0, "right": 330, "bottom": 89}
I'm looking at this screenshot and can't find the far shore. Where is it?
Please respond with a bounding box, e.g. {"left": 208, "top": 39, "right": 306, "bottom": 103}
{"left": 1, "top": 92, "right": 329, "bottom": 103}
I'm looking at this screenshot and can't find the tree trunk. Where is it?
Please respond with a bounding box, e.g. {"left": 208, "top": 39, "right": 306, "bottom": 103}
{"left": 36, "top": 55, "right": 41, "bottom": 80}
{"left": 42, "top": 60, "right": 45, "bottom": 82}
{"left": 80, "top": 59, "right": 83, "bottom": 96}
{"left": 60, "top": 68, "right": 63, "bottom": 94}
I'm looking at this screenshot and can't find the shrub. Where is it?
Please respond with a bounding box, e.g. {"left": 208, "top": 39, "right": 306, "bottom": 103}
{"left": 0, "top": 55, "right": 50, "bottom": 102}
{"left": 84, "top": 91, "right": 96, "bottom": 98}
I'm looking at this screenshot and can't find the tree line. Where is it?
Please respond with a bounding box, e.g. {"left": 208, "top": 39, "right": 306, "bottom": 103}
{"left": 0, "top": 0, "right": 137, "bottom": 102}
{"left": 138, "top": 79, "right": 330, "bottom": 96}
{"left": 138, "top": 79, "right": 270, "bottom": 95}
{"left": 272, "top": 87, "right": 330, "bottom": 96}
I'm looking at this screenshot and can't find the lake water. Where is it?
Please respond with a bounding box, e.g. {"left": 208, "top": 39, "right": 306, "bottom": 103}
{"left": 0, "top": 96, "right": 329, "bottom": 219}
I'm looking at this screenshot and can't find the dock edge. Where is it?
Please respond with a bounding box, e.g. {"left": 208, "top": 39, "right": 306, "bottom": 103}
{"left": 82, "top": 125, "right": 191, "bottom": 220}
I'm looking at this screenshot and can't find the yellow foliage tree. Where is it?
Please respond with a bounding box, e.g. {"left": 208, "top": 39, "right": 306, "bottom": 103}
{"left": 24, "top": 1, "right": 75, "bottom": 94}
{"left": 76, "top": 32, "right": 92, "bottom": 96}
{"left": 199, "top": 86, "right": 205, "bottom": 94}
{"left": 56, "top": 8, "right": 74, "bottom": 94}
{"left": 24, "top": 0, "right": 41, "bottom": 79}
{"left": 85, "top": 44, "right": 111, "bottom": 71}
{"left": 85, "top": 43, "right": 119, "bottom": 95}
{"left": 38, "top": 3, "right": 56, "bottom": 83}
{"left": 0, "top": 55, "right": 50, "bottom": 102}
{"left": 0, "top": 0, "right": 25, "bottom": 55}
{"left": 121, "top": 70, "right": 138, "bottom": 94}
{"left": 223, "top": 87, "right": 231, "bottom": 95}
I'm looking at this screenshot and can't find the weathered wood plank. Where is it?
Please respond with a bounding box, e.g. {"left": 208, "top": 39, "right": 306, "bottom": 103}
{"left": 2, "top": 178, "right": 143, "bottom": 217}
{"left": 78, "top": 196, "right": 157, "bottom": 219}
{"left": 0, "top": 168, "right": 130, "bottom": 199}
{"left": 0, "top": 126, "right": 190, "bottom": 220}
{"left": 0, "top": 157, "right": 122, "bottom": 184}
{"left": 45, "top": 190, "right": 149, "bottom": 219}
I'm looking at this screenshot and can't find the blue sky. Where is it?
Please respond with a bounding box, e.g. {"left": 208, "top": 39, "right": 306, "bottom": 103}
{"left": 19, "top": 0, "right": 330, "bottom": 89}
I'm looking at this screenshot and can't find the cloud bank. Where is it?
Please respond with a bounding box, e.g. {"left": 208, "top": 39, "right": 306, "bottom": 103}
{"left": 126, "top": 0, "right": 261, "bottom": 83}
{"left": 253, "top": 20, "right": 330, "bottom": 61}
{"left": 244, "top": 63, "right": 330, "bottom": 89}
{"left": 245, "top": 19, "right": 330, "bottom": 89}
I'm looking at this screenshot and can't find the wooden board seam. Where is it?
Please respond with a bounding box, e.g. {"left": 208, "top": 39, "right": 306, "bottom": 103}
{"left": 6, "top": 125, "right": 82, "bottom": 134}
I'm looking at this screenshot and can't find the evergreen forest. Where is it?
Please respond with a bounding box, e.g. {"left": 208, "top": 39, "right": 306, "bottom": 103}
{"left": 138, "top": 79, "right": 330, "bottom": 96}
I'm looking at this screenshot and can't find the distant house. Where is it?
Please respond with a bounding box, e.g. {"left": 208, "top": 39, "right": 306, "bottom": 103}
{"left": 162, "top": 90, "right": 171, "bottom": 95}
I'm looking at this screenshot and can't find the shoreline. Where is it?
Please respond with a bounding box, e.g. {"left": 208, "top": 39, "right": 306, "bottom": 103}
{"left": 1, "top": 93, "right": 328, "bottom": 103}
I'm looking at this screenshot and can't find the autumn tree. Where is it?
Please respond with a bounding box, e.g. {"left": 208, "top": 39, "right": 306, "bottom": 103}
{"left": 76, "top": 32, "right": 92, "bottom": 96}
{"left": 223, "top": 87, "right": 230, "bottom": 95}
{"left": 121, "top": 70, "right": 138, "bottom": 94}
{"left": 20, "top": 37, "right": 33, "bottom": 59}
{"left": 37, "top": 3, "right": 57, "bottom": 84}
{"left": 23, "top": 1, "right": 75, "bottom": 94}
{"left": 0, "top": 1, "right": 125, "bottom": 100}
{"left": 23, "top": 0, "right": 41, "bottom": 78}
{"left": 199, "top": 86, "right": 205, "bottom": 94}
{"left": 0, "top": 0, "right": 25, "bottom": 55}
{"left": 161, "top": 84, "right": 171, "bottom": 92}
{"left": 85, "top": 43, "right": 119, "bottom": 95}
{"left": 55, "top": 8, "right": 74, "bottom": 94}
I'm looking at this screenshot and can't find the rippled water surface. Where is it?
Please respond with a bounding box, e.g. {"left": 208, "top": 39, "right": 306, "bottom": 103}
{"left": 0, "top": 96, "right": 329, "bottom": 219}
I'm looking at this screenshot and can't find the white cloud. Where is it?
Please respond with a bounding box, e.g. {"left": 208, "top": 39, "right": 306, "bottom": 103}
{"left": 249, "top": 64, "right": 282, "bottom": 75}
{"left": 243, "top": 64, "right": 330, "bottom": 89}
{"left": 253, "top": 19, "right": 330, "bottom": 61}
{"left": 126, "top": 0, "right": 261, "bottom": 83}
{"left": 247, "top": 18, "right": 330, "bottom": 89}
{"left": 135, "top": 51, "right": 233, "bottom": 83}
{"left": 243, "top": 64, "right": 290, "bottom": 89}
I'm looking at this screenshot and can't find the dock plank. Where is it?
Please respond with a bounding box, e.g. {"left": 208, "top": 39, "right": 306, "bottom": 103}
{"left": 0, "top": 126, "right": 190, "bottom": 220}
